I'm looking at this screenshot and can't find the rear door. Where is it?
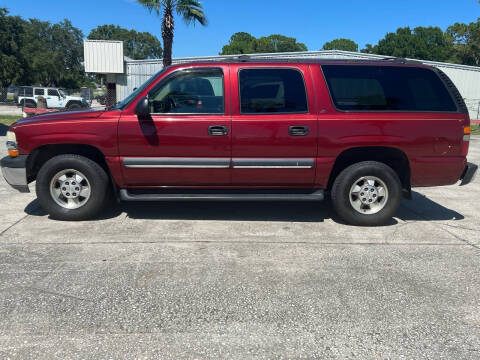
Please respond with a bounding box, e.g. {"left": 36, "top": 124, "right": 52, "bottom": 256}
{"left": 118, "top": 66, "right": 232, "bottom": 187}
{"left": 230, "top": 64, "right": 318, "bottom": 186}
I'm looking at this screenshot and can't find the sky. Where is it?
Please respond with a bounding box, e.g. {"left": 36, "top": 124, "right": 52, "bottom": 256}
{"left": 2, "top": 0, "right": 480, "bottom": 58}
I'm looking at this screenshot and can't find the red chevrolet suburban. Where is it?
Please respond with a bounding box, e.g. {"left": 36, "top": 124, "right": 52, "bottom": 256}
{"left": 1, "top": 59, "right": 477, "bottom": 226}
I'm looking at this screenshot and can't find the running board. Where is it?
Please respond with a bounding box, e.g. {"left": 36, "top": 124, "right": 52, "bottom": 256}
{"left": 120, "top": 189, "right": 324, "bottom": 202}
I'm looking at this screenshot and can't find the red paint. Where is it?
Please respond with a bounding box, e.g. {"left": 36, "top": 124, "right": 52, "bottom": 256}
{"left": 9, "top": 60, "right": 472, "bottom": 190}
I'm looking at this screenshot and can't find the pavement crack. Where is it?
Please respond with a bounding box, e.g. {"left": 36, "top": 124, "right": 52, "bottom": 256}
{"left": 23, "top": 286, "right": 91, "bottom": 302}
{"left": 401, "top": 203, "right": 480, "bottom": 252}
{"left": 0, "top": 213, "right": 30, "bottom": 237}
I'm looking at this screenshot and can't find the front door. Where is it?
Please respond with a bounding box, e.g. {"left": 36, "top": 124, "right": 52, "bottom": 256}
{"left": 230, "top": 65, "right": 318, "bottom": 186}
{"left": 46, "top": 89, "right": 63, "bottom": 108}
{"left": 118, "top": 66, "right": 231, "bottom": 187}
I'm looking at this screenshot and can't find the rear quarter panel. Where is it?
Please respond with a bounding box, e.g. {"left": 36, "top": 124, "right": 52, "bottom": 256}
{"left": 310, "top": 65, "right": 467, "bottom": 188}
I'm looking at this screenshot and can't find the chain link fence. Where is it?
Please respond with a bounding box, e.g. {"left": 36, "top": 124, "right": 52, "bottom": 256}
{"left": 0, "top": 86, "right": 15, "bottom": 104}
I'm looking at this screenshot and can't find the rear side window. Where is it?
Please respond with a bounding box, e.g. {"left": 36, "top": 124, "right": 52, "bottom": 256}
{"left": 239, "top": 69, "right": 308, "bottom": 114}
{"left": 34, "top": 88, "right": 44, "bottom": 96}
{"left": 322, "top": 65, "right": 457, "bottom": 112}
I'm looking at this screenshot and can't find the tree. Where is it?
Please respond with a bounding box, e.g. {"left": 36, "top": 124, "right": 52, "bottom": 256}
{"left": 137, "top": 0, "right": 207, "bottom": 67}
{"left": 322, "top": 38, "right": 358, "bottom": 52}
{"left": 220, "top": 32, "right": 307, "bottom": 55}
{"left": 360, "top": 26, "right": 454, "bottom": 62}
{"left": 88, "top": 24, "right": 163, "bottom": 59}
{"left": 447, "top": 19, "right": 480, "bottom": 66}
{"left": 220, "top": 32, "right": 256, "bottom": 55}
{"left": 0, "top": 8, "right": 25, "bottom": 88}
{"left": 20, "top": 18, "right": 85, "bottom": 87}
{"left": 255, "top": 34, "right": 307, "bottom": 53}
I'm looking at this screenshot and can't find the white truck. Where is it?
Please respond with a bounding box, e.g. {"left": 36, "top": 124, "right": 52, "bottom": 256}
{"left": 14, "top": 86, "right": 88, "bottom": 110}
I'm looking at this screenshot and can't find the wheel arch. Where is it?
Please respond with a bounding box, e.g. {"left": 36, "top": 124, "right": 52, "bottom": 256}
{"left": 27, "top": 144, "right": 112, "bottom": 184}
{"left": 327, "top": 146, "right": 411, "bottom": 196}
{"left": 66, "top": 100, "right": 83, "bottom": 108}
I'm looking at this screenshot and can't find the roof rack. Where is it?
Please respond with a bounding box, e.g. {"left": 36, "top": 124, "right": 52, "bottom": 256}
{"left": 381, "top": 56, "right": 422, "bottom": 64}
{"left": 223, "top": 55, "right": 252, "bottom": 62}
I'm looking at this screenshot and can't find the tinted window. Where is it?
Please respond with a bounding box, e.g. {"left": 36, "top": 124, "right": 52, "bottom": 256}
{"left": 48, "top": 89, "right": 59, "bottom": 96}
{"left": 34, "top": 88, "right": 44, "bottom": 96}
{"left": 23, "top": 87, "right": 33, "bottom": 97}
{"left": 239, "top": 69, "right": 308, "bottom": 113}
{"left": 322, "top": 65, "right": 457, "bottom": 112}
{"left": 149, "top": 69, "right": 224, "bottom": 114}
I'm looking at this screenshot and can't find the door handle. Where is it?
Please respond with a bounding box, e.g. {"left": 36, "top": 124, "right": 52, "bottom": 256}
{"left": 208, "top": 125, "right": 229, "bottom": 136}
{"left": 289, "top": 126, "right": 309, "bottom": 136}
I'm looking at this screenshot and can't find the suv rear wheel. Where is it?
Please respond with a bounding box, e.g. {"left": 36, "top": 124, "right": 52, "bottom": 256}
{"left": 331, "top": 161, "right": 402, "bottom": 226}
{"left": 67, "top": 102, "right": 82, "bottom": 110}
{"left": 36, "top": 154, "right": 110, "bottom": 220}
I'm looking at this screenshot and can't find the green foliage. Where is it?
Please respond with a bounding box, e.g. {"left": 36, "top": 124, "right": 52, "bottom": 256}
{"left": 447, "top": 19, "right": 480, "bottom": 66}
{"left": 0, "top": 9, "right": 86, "bottom": 88}
{"left": 20, "top": 19, "right": 85, "bottom": 87}
{"left": 220, "top": 32, "right": 256, "bottom": 55}
{"left": 220, "top": 32, "right": 307, "bottom": 55}
{"left": 322, "top": 38, "right": 358, "bottom": 52}
{"left": 0, "top": 8, "right": 25, "bottom": 87}
{"left": 360, "top": 26, "right": 454, "bottom": 62}
{"left": 88, "top": 24, "right": 163, "bottom": 59}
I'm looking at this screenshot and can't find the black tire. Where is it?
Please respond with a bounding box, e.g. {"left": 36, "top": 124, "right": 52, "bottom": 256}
{"left": 36, "top": 154, "right": 110, "bottom": 221}
{"left": 331, "top": 161, "right": 402, "bottom": 226}
{"left": 24, "top": 99, "right": 36, "bottom": 108}
{"left": 67, "top": 102, "right": 82, "bottom": 110}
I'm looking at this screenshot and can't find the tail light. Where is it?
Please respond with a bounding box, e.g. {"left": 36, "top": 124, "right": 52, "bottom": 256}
{"left": 462, "top": 125, "right": 470, "bottom": 156}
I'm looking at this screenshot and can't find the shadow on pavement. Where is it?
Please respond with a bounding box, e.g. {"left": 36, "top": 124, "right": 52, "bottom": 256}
{"left": 396, "top": 191, "right": 464, "bottom": 221}
{"left": 24, "top": 190, "right": 463, "bottom": 225}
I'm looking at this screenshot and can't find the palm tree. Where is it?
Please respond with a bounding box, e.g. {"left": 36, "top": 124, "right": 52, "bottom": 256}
{"left": 137, "top": 0, "right": 207, "bottom": 67}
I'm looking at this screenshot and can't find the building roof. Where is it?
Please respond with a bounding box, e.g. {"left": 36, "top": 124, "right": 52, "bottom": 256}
{"left": 125, "top": 50, "right": 480, "bottom": 73}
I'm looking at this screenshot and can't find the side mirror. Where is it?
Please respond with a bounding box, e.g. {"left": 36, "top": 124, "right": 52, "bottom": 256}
{"left": 135, "top": 96, "right": 150, "bottom": 117}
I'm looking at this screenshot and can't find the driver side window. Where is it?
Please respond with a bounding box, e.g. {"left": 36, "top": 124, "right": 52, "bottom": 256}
{"left": 149, "top": 69, "right": 224, "bottom": 114}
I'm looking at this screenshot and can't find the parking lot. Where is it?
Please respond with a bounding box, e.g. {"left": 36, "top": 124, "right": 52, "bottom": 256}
{"left": 0, "top": 135, "right": 479, "bottom": 359}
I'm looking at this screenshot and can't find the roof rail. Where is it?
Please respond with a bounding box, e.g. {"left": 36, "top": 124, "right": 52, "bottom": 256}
{"left": 223, "top": 55, "right": 251, "bottom": 62}
{"left": 381, "top": 56, "right": 422, "bottom": 64}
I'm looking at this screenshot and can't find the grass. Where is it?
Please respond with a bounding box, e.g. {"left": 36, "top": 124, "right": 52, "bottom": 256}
{"left": 0, "top": 115, "right": 22, "bottom": 126}
{"left": 471, "top": 124, "right": 480, "bottom": 135}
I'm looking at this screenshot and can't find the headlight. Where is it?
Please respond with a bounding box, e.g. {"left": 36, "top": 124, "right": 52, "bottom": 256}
{"left": 6, "top": 131, "right": 18, "bottom": 157}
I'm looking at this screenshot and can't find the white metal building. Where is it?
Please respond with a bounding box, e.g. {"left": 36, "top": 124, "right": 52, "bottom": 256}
{"left": 83, "top": 42, "right": 480, "bottom": 119}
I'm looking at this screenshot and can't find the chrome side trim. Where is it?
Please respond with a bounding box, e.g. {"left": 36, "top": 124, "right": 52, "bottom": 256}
{"left": 123, "top": 157, "right": 230, "bottom": 169}
{"left": 232, "top": 158, "right": 314, "bottom": 169}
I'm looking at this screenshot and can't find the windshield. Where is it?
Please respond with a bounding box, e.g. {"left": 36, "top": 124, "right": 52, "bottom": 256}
{"left": 110, "top": 68, "right": 167, "bottom": 110}
{"left": 58, "top": 89, "right": 66, "bottom": 97}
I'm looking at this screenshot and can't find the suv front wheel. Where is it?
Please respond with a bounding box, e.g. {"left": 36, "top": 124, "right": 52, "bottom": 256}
{"left": 331, "top": 161, "right": 402, "bottom": 226}
{"left": 36, "top": 154, "right": 110, "bottom": 220}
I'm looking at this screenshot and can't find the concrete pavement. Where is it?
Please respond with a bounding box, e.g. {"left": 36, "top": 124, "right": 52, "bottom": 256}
{"left": 0, "top": 136, "right": 479, "bottom": 359}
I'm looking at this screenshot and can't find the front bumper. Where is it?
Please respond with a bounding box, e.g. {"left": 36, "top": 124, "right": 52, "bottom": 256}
{"left": 460, "top": 162, "right": 478, "bottom": 186}
{"left": 1, "top": 155, "right": 30, "bottom": 193}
